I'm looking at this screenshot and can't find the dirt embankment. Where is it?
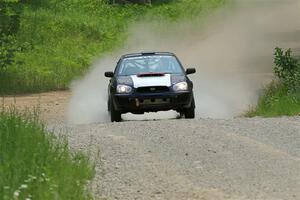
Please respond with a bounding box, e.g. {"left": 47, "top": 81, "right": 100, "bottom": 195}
{"left": 1, "top": 91, "right": 70, "bottom": 123}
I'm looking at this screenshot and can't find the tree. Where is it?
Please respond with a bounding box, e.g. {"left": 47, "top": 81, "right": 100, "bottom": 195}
{"left": 0, "top": 0, "right": 23, "bottom": 70}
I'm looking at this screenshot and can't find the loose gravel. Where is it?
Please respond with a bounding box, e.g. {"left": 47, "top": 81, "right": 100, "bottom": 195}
{"left": 50, "top": 116, "right": 300, "bottom": 200}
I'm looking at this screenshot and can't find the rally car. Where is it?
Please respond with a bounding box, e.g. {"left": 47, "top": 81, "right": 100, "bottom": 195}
{"left": 104, "top": 52, "right": 196, "bottom": 122}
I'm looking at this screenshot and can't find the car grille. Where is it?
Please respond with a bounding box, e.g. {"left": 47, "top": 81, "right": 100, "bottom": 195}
{"left": 136, "top": 86, "right": 169, "bottom": 93}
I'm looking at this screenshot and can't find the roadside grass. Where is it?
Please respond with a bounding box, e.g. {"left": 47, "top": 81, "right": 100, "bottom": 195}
{"left": 0, "top": 108, "right": 94, "bottom": 200}
{"left": 0, "top": 0, "right": 228, "bottom": 95}
{"left": 246, "top": 82, "right": 300, "bottom": 117}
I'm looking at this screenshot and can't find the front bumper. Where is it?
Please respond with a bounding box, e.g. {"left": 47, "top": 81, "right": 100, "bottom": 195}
{"left": 112, "top": 91, "right": 193, "bottom": 114}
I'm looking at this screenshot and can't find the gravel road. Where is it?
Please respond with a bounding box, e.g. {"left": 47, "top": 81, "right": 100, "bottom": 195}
{"left": 3, "top": 91, "right": 300, "bottom": 200}
{"left": 50, "top": 116, "right": 300, "bottom": 200}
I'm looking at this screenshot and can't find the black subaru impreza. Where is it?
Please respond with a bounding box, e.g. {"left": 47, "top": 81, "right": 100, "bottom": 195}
{"left": 104, "top": 52, "right": 196, "bottom": 122}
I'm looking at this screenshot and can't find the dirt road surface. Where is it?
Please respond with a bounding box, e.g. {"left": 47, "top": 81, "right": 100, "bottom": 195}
{"left": 2, "top": 91, "right": 300, "bottom": 200}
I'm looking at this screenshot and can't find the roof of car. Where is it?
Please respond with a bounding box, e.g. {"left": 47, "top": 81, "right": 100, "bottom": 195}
{"left": 121, "top": 52, "right": 175, "bottom": 59}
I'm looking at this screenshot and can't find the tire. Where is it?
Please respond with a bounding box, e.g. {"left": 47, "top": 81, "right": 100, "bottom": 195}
{"left": 107, "top": 99, "right": 111, "bottom": 112}
{"left": 110, "top": 99, "right": 121, "bottom": 122}
{"left": 184, "top": 98, "right": 195, "bottom": 119}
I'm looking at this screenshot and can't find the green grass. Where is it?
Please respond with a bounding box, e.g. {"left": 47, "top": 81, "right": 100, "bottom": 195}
{"left": 0, "top": 109, "right": 94, "bottom": 200}
{"left": 246, "top": 82, "right": 300, "bottom": 117}
{"left": 0, "top": 0, "right": 228, "bottom": 94}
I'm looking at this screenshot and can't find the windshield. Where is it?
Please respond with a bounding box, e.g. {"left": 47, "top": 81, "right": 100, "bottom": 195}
{"left": 117, "top": 55, "right": 184, "bottom": 76}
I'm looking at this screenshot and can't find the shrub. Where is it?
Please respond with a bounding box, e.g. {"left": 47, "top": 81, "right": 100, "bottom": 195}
{"left": 0, "top": 34, "right": 19, "bottom": 69}
{"left": 274, "top": 47, "right": 300, "bottom": 92}
{"left": 0, "top": 0, "right": 23, "bottom": 35}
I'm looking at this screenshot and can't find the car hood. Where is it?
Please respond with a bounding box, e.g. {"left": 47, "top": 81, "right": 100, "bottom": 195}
{"left": 117, "top": 74, "right": 186, "bottom": 88}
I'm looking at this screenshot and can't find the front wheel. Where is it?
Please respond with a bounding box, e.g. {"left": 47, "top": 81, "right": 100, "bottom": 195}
{"left": 184, "top": 98, "right": 195, "bottom": 119}
{"left": 110, "top": 99, "right": 121, "bottom": 122}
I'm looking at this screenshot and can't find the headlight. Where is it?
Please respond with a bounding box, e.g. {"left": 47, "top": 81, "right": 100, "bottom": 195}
{"left": 173, "top": 82, "right": 188, "bottom": 91}
{"left": 117, "top": 85, "right": 132, "bottom": 93}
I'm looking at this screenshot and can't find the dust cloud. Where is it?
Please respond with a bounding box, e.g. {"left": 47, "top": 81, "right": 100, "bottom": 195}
{"left": 68, "top": 0, "right": 300, "bottom": 124}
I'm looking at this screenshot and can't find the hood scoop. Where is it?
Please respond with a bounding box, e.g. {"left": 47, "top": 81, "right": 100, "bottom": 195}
{"left": 131, "top": 74, "right": 171, "bottom": 88}
{"left": 137, "top": 72, "right": 165, "bottom": 77}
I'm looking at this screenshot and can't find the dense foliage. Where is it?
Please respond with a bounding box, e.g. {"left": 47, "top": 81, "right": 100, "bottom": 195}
{"left": 0, "top": 109, "right": 94, "bottom": 199}
{"left": 0, "top": 0, "right": 227, "bottom": 94}
{"left": 0, "top": 0, "right": 23, "bottom": 69}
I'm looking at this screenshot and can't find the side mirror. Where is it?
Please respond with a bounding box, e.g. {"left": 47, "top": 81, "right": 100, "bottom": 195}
{"left": 186, "top": 68, "right": 196, "bottom": 75}
{"left": 104, "top": 71, "right": 114, "bottom": 78}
